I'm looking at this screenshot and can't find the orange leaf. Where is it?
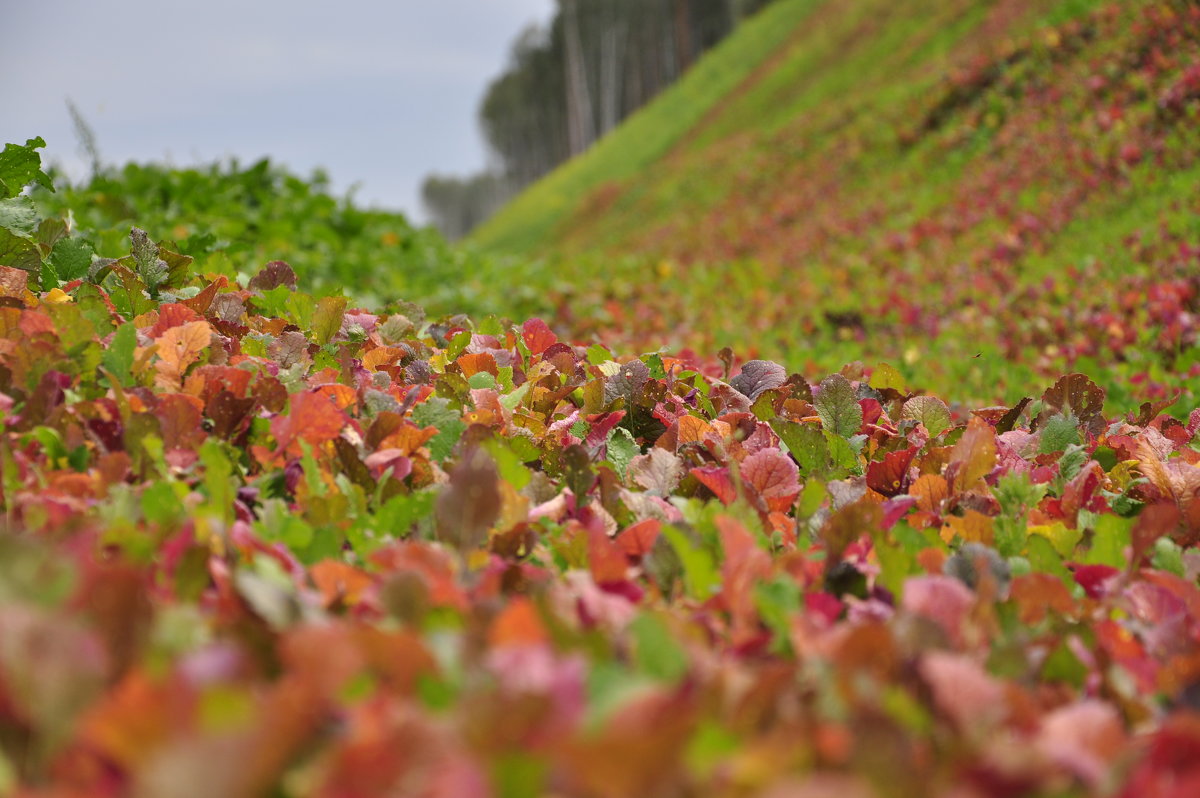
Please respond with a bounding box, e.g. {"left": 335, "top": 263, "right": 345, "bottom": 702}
{"left": 378, "top": 422, "right": 438, "bottom": 457}
{"left": 588, "top": 527, "right": 628, "bottom": 584}
{"left": 1009, "top": 572, "right": 1075, "bottom": 624}
{"left": 949, "top": 417, "right": 996, "bottom": 492}
{"left": 316, "top": 383, "right": 358, "bottom": 412}
{"left": 489, "top": 597, "right": 547, "bottom": 647}
{"left": 941, "top": 509, "right": 994, "bottom": 545}
{"left": 154, "top": 320, "right": 212, "bottom": 389}
{"left": 311, "top": 561, "right": 373, "bottom": 607}
{"left": 456, "top": 352, "right": 498, "bottom": 378}
{"left": 676, "top": 414, "right": 712, "bottom": 446}
{"left": 911, "top": 474, "right": 950, "bottom": 513}
{"left": 361, "top": 345, "right": 405, "bottom": 371}
{"left": 272, "top": 390, "right": 347, "bottom": 453}
{"left": 180, "top": 276, "right": 227, "bottom": 314}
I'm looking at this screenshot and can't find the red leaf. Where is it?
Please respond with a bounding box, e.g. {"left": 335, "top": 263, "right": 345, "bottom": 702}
{"left": 866, "top": 446, "right": 918, "bottom": 497}
{"left": 154, "top": 393, "right": 205, "bottom": 451}
{"left": 586, "top": 410, "right": 626, "bottom": 449}
{"left": 434, "top": 448, "right": 501, "bottom": 552}
{"left": 1036, "top": 701, "right": 1126, "bottom": 789}
{"left": 616, "top": 519, "right": 661, "bottom": 558}
{"left": 717, "top": 516, "right": 772, "bottom": 634}
{"left": 920, "top": 651, "right": 1007, "bottom": 730}
{"left": 805, "top": 592, "right": 844, "bottom": 624}
{"left": 147, "top": 303, "right": 202, "bottom": 338}
{"left": 1070, "top": 564, "right": 1121, "bottom": 599}
{"left": 903, "top": 575, "right": 974, "bottom": 645}
{"left": 1061, "top": 460, "right": 1108, "bottom": 526}
{"left": 522, "top": 318, "right": 557, "bottom": 356}
{"left": 740, "top": 447, "right": 800, "bottom": 512}
{"left": 691, "top": 466, "right": 737, "bottom": 505}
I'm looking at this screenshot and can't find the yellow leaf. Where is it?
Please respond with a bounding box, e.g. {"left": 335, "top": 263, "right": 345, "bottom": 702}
{"left": 1027, "top": 522, "right": 1083, "bottom": 558}
{"left": 869, "top": 362, "right": 906, "bottom": 393}
{"left": 941, "top": 510, "right": 994, "bottom": 545}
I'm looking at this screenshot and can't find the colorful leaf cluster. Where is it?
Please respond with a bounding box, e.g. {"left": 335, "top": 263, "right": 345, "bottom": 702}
{"left": 4, "top": 147, "right": 1200, "bottom": 795}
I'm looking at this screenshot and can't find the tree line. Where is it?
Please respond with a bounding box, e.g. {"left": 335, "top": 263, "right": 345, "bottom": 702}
{"left": 422, "top": 0, "right": 777, "bottom": 240}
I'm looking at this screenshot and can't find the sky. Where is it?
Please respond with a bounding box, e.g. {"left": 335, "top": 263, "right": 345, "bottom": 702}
{"left": 2, "top": 0, "right": 556, "bottom": 222}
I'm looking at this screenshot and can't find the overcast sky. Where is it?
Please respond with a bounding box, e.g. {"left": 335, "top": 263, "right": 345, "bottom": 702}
{"left": 2, "top": 0, "right": 555, "bottom": 222}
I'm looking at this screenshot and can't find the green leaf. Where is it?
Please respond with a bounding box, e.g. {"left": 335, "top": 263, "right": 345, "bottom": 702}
{"left": 199, "top": 440, "right": 234, "bottom": 523}
{"left": 257, "top": 498, "right": 315, "bottom": 552}
{"left": 1024, "top": 534, "right": 1073, "bottom": 583}
{"left": 374, "top": 490, "right": 437, "bottom": 540}
{"left": 1153, "top": 537, "right": 1185, "bottom": 576}
{"left": 1041, "top": 638, "right": 1088, "bottom": 688}
{"left": 872, "top": 531, "right": 915, "bottom": 597}
{"left": 38, "top": 259, "right": 59, "bottom": 291}
{"left": 754, "top": 577, "right": 800, "bottom": 653}
{"left": 494, "top": 753, "right": 547, "bottom": 798}
{"left": 108, "top": 265, "right": 156, "bottom": 318}
{"left": 312, "top": 295, "right": 348, "bottom": 344}
{"left": 129, "top": 227, "right": 168, "bottom": 297}
{"left": 825, "top": 430, "right": 861, "bottom": 474}
{"left": 412, "top": 398, "right": 465, "bottom": 462}
{"left": 993, "top": 471, "right": 1048, "bottom": 516}
{"left": 102, "top": 323, "right": 137, "bottom": 386}
{"left": 0, "top": 227, "right": 40, "bottom": 272}
{"left": 900, "top": 395, "right": 951, "bottom": 437}
{"left": 771, "top": 419, "right": 828, "bottom": 475}
{"left": 141, "top": 480, "right": 184, "bottom": 526}
{"left": 586, "top": 344, "right": 611, "bottom": 366}
{"left": 1028, "top": 521, "right": 1083, "bottom": 559}
{"left": 1084, "top": 514, "right": 1131, "bottom": 568}
{"left": 605, "top": 427, "right": 639, "bottom": 479}
{"left": 814, "top": 374, "right": 862, "bottom": 438}
{"left": 48, "top": 237, "right": 93, "bottom": 282}
{"left": 1038, "top": 413, "right": 1081, "bottom": 454}
{"left": 499, "top": 381, "right": 531, "bottom": 412}
{"left": 483, "top": 438, "right": 532, "bottom": 490}
{"left": 661, "top": 525, "right": 721, "bottom": 600}
{"left": 0, "top": 137, "right": 52, "bottom": 198}
{"left": 629, "top": 613, "right": 689, "bottom": 681}
{"left": 0, "top": 196, "right": 38, "bottom": 237}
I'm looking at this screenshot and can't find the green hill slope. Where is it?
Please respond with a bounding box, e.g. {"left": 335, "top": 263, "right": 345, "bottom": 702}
{"left": 471, "top": 0, "right": 1200, "bottom": 406}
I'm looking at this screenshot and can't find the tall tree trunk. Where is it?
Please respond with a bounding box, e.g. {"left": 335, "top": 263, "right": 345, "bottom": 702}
{"left": 674, "top": 0, "right": 693, "bottom": 75}
{"left": 562, "top": 0, "right": 595, "bottom": 157}
{"left": 598, "top": 11, "right": 626, "bottom": 135}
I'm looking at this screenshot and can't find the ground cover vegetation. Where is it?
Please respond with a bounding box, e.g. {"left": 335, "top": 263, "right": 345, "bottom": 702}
{"left": 2, "top": 0, "right": 1200, "bottom": 795}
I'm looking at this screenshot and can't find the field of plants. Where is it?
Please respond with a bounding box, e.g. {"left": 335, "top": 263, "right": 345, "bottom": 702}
{"left": 2, "top": 0, "right": 1200, "bottom": 796}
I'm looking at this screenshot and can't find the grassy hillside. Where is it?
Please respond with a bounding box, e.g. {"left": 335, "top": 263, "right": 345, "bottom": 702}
{"left": 471, "top": 0, "right": 1200, "bottom": 409}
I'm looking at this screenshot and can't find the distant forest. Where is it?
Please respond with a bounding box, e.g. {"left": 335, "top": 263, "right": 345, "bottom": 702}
{"left": 422, "top": 0, "right": 777, "bottom": 239}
